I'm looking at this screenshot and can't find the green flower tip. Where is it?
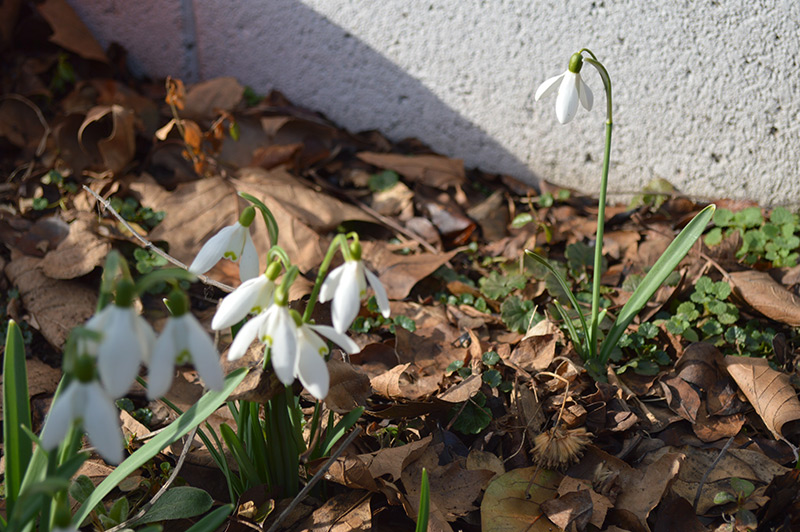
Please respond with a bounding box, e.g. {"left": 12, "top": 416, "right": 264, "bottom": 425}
{"left": 289, "top": 309, "right": 303, "bottom": 327}
{"left": 274, "top": 286, "right": 288, "bottom": 307}
{"left": 349, "top": 240, "right": 362, "bottom": 261}
{"left": 265, "top": 260, "right": 282, "bottom": 280}
{"left": 568, "top": 52, "right": 584, "bottom": 73}
{"left": 114, "top": 279, "right": 136, "bottom": 307}
{"left": 239, "top": 206, "right": 256, "bottom": 227}
{"left": 74, "top": 354, "right": 96, "bottom": 383}
{"left": 166, "top": 289, "right": 189, "bottom": 316}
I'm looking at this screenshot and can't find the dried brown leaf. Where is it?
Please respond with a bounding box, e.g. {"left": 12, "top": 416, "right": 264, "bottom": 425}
{"left": 182, "top": 77, "right": 244, "bottom": 120}
{"left": 724, "top": 354, "right": 800, "bottom": 442}
{"left": 358, "top": 435, "right": 431, "bottom": 482}
{"left": 324, "top": 358, "right": 371, "bottom": 414}
{"left": 357, "top": 152, "right": 465, "bottom": 189}
{"left": 293, "top": 490, "right": 372, "bottom": 532}
{"left": 361, "top": 241, "right": 460, "bottom": 300}
{"left": 729, "top": 270, "right": 800, "bottom": 326}
{"left": 78, "top": 105, "right": 136, "bottom": 174}
{"left": 35, "top": 0, "right": 108, "bottom": 62}
{"left": 540, "top": 489, "right": 593, "bottom": 531}
{"left": 480, "top": 466, "right": 562, "bottom": 532}
{"left": 41, "top": 213, "right": 110, "bottom": 279}
{"left": 5, "top": 252, "right": 97, "bottom": 348}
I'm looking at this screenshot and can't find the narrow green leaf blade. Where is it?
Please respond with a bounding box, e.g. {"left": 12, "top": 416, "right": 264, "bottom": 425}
{"left": 73, "top": 368, "right": 248, "bottom": 525}
{"left": 415, "top": 468, "right": 430, "bottom": 532}
{"left": 600, "top": 204, "right": 715, "bottom": 363}
{"left": 184, "top": 504, "right": 233, "bottom": 532}
{"left": 3, "top": 320, "right": 33, "bottom": 514}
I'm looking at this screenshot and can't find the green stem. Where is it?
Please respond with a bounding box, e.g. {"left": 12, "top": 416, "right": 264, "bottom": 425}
{"left": 302, "top": 235, "right": 348, "bottom": 322}
{"left": 583, "top": 52, "right": 613, "bottom": 360}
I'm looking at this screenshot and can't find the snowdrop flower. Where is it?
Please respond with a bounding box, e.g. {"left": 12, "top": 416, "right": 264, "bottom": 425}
{"left": 189, "top": 206, "right": 259, "bottom": 282}
{"left": 294, "top": 322, "right": 359, "bottom": 399}
{"left": 535, "top": 52, "right": 593, "bottom": 124}
{"left": 319, "top": 244, "right": 390, "bottom": 334}
{"left": 40, "top": 356, "right": 123, "bottom": 464}
{"left": 147, "top": 291, "right": 225, "bottom": 399}
{"left": 85, "top": 280, "right": 155, "bottom": 398}
{"left": 211, "top": 261, "right": 281, "bottom": 331}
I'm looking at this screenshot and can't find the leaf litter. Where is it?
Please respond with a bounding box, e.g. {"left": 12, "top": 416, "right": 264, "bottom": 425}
{"left": 4, "top": 7, "right": 800, "bottom": 532}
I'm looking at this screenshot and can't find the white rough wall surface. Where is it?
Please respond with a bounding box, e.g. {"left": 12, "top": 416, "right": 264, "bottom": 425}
{"left": 69, "top": 0, "right": 800, "bottom": 205}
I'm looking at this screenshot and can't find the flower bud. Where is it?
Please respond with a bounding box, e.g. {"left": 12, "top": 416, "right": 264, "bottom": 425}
{"left": 568, "top": 52, "right": 584, "bottom": 74}
{"left": 239, "top": 206, "right": 256, "bottom": 227}
{"left": 265, "top": 260, "right": 282, "bottom": 281}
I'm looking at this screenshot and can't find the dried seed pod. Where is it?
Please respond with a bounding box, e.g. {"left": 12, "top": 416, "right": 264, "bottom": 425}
{"left": 532, "top": 426, "right": 592, "bottom": 469}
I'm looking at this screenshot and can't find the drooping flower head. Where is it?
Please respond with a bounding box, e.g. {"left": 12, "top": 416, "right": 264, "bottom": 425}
{"left": 189, "top": 206, "right": 259, "bottom": 282}
{"left": 211, "top": 260, "right": 282, "bottom": 331}
{"left": 535, "top": 52, "right": 594, "bottom": 124}
{"left": 84, "top": 279, "right": 155, "bottom": 398}
{"left": 147, "top": 290, "right": 225, "bottom": 399}
{"left": 319, "top": 240, "right": 390, "bottom": 334}
{"left": 40, "top": 355, "right": 123, "bottom": 464}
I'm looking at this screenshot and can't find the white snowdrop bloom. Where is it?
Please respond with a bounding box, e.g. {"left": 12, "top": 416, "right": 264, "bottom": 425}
{"left": 211, "top": 271, "right": 277, "bottom": 331}
{"left": 147, "top": 311, "right": 224, "bottom": 400}
{"left": 85, "top": 287, "right": 155, "bottom": 399}
{"left": 294, "top": 323, "right": 360, "bottom": 399}
{"left": 40, "top": 377, "right": 123, "bottom": 464}
{"left": 535, "top": 53, "right": 594, "bottom": 124}
{"left": 319, "top": 260, "right": 390, "bottom": 334}
{"left": 227, "top": 303, "right": 298, "bottom": 386}
{"left": 189, "top": 207, "right": 259, "bottom": 282}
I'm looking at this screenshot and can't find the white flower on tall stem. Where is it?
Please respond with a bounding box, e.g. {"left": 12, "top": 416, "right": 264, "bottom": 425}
{"left": 40, "top": 358, "right": 123, "bottom": 464}
{"left": 189, "top": 206, "right": 259, "bottom": 282}
{"left": 211, "top": 262, "right": 281, "bottom": 331}
{"left": 535, "top": 52, "right": 594, "bottom": 124}
{"left": 319, "top": 253, "right": 390, "bottom": 334}
{"left": 147, "top": 291, "right": 225, "bottom": 399}
{"left": 84, "top": 280, "right": 155, "bottom": 399}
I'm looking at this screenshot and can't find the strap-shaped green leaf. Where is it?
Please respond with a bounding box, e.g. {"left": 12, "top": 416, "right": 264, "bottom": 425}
{"left": 73, "top": 368, "right": 248, "bottom": 525}
{"left": 599, "top": 204, "right": 715, "bottom": 363}
{"left": 415, "top": 468, "right": 430, "bottom": 532}
{"left": 524, "top": 251, "right": 591, "bottom": 358}
{"left": 3, "top": 320, "right": 32, "bottom": 515}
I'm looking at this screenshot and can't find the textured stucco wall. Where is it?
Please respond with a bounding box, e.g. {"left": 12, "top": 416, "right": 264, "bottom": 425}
{"left": 69, "top": 0, "right": 800, "bottom": 205}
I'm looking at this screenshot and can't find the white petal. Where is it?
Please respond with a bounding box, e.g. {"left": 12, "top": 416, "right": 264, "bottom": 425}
{"left": 578, "top": 75, "right": 593, "bottom": 111}
{"left": 319, "top": 264, "right": 345, "bottom": 303}
{"left": 227, "top": 312, "right": 265, "bottom": 361}
{"left": 147, "top": 319, "right": 178, "bottom": 399}
{"left": 40, "top": 381, "right": 80, "bottom": 450}
{"left": 535, "top": 72, "right": 565, "bottom": 101}
{"left": 295, "top": 333, "right": 329, "bottom": 399}
{"left": 364, "top": 268, "right": 391, "bottom": 318}
{"left": 238, "top": 232, "right": 259, "bottom": 282}
{"left": 133, "top": 314, "right": 156, "bottom": 365}
{"left": 555, "top": 71, "right": 580, "bottom": 124}
{"left": 310, "top": 324, "right": 360, "bottom": 355}
{"left": 97, "top": 307, "right": 144, "bottom": 398}
{"left": 184, "top": 315, "right": 224, "bottom": 391}
{"left": 212, "top": 275, "right": 273, "bottom": 330}
{"left": 332, "top": 262, "right": 362, "bottom": 334}
{"left": 265, "top": 307, "right": 297, "bottom": 385}
{"left": 189, "top": 225, "right": 237, "bottom": 275}
{"left": 83, "top": 381, "right": 123, "bottom": 464}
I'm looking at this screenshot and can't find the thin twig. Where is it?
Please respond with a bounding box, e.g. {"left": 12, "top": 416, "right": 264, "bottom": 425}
{"left": 83, "top": 185, "right": 234, "bottom": 293}
{"left": 264, "top": 427, "right": 362, "bottom": 532}
{"left": 693, "top": 435, "right": 735, "bottom": 512}
{"left": 105, "top": 425, "right": 200, "bottom": 532}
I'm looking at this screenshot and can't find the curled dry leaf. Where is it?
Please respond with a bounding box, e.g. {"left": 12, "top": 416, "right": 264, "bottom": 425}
{"left": 729, "top": 270, "right": 800, "bottom": 326}
{"left": 324, "top": 358, "right": 371, "bottom": 414}
{"left": 723, "top": 354, "right": 800, "bottom": 443}
{"left": 480, "top": 466, "right": 562, "bottom": 532}
{"left": 78, "top": 105, "right": 136, "bottom": 174}
{"left": 358, "top": 435, "right": 431, "bottom": 482}
{"left": 182, "top": 77, "right": 244, "bottom": 120}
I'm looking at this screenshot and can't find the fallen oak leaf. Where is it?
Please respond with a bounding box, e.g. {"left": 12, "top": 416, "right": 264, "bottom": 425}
{"left": 729, "top": 270, "right": 800, "bottom": 327}
{"left": 723, "top": 354, "right": 800, "bottom": 444}
{"left": 356, "top": 152, "right": 466, "bottom": 189}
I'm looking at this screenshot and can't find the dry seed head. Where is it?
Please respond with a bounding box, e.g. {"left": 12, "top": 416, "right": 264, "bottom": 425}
{"left": 532, "top": 426, "right": 592, "bottom": 469}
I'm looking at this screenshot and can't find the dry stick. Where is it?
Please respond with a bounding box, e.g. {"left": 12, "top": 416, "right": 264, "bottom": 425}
{"left": 264, "top": 426, "right": 362, "bottom": 532}
{"left": 692, "top": 434, "right": 735, "bottom": 512}
{"left": 82, "top": 185, "right": 234, "bottom": 293}
{"left": 105, "top": 425, "right": 200, "bottom": 532}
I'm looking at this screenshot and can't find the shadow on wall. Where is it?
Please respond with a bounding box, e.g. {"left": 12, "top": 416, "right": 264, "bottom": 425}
{"left": 192, "top": 0, "right": 538, "bottom": 184}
